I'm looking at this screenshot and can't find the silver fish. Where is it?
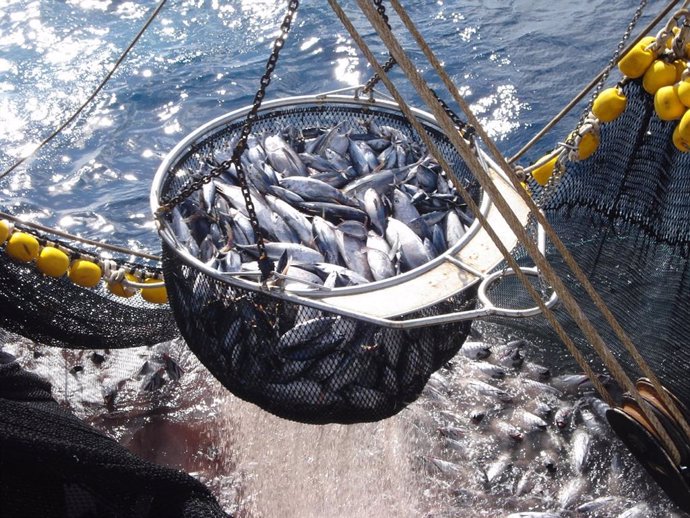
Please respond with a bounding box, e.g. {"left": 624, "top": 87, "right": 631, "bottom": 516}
{"left": 237, "top": 242, "right": 324, "bottom": 264}
{"left": 391, "top": 188, "right": 421, "bottom": 225}
{"left": 335, "top": 230, "right": 373, "bottom": 281}
{"left": 558, "top": 476, "right": 587, "bottom": 509}
{"left": 264, "top": 134, "right": 308, "bottom": 176}
{"left": 385, "top": 217, "right": 431, "bottom": 271}
{"left": 311, "top": 216, "right": 340, "bottom": 264}
{"left": 366, "top": 248, "right": 396, "bottom": 281}
{"left": 266, "top": 194, "right": 313, "bottom": 245}
{"left": 570, "top": 429, "right": 592, "bottom": 474}
{"left": 460, "top": 341, "right": 491, "bottom": 360}
{"left": 280, "top": 176, "right": 356, "bottom": 206}
{"left": 363, "top": 188, "right": 387, "bottom": 236}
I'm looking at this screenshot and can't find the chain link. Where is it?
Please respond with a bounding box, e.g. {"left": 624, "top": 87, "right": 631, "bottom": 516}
{"left": 158, "top": 0, "right": 299, "bottom": 280}
{"left": 430, "top": 89, "right": 475, "bottom": 140}
{"left": 533, "top": 0, "right": 648, "bottom": 207}
{"left": 362, "top": 0, "right": 397, "bottom": 94}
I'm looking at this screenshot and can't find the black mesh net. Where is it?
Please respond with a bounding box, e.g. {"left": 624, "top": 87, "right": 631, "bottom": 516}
{"left": 157, "top": 99, "right": 479, "bottom": 424}
{"left": 0, "top": 228, "right": 177, "bottom": 349}
{"left": 0, "top": 355, "right": 228, "bottom": 518}
{"left": 497, "top": 79, "right": 690, "bottom": 409}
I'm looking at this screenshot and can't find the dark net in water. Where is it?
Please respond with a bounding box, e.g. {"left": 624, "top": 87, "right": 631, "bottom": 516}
{"left": 158, "top": 100, "right": 478, "bottom": 424}
{"left": 0, "top": 233, "right": 178, "bottom": 350}
{"left": 501, "top": 79, "right": 690, "bottom": 410}
{"left": 0, "top": 357, "right": 227, "bottom": 518}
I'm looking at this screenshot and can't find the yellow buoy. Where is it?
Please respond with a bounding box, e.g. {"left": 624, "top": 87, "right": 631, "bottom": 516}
{"left": 592, "top": 87, "right": 627, "bottom": 122}
{"left": 576, "top": 132, "right": 599, "bottom": 160}
{"left": 5, "top": 232, "right": 40, "bottom": 263}
{"left": 36, "top": 247, "right": 70, "bottom": 277}
{"left": 108, "top": 273, "right": 139, "bottom": 298}
{"left": 642, "top": 59, "right": 678, "bottom": 94}
{"left": 68, "top": 259, "right": 102, "bottom": 288}
{"left": 678, "top": 108, "right": 690, "bottom": 137}
{"left": 531, "top": 155, "right": 558, "bottom": 186}
{"left": 618, "top": 36, "right": 657, "bottom": 79}
{"left": 673, "top": 124, "right": 690, "bottom": 152}
{"left": 0, "top": 220, "right": 11, "bottom": 245}
{"left": 141, "top": 278, "right": 168, "bottom": 304}
{"left": 654, "top": 84, "right": 686, "bottom": 120}
{"left": 676, "top": 78, "right": 690, "bottom": 107}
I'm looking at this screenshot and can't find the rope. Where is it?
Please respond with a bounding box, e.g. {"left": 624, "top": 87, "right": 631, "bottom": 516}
{"left": 382, "top": 0, "right": 690, "bottom": 455}
{"left": 387, "top": 0, "right": 690, "bottom": 448}
{"left": 327, "top": 0, "right": 614, "bottom": 405}
{"left": 508, "top": 0, "right": 680, "bottom": 165}
{"left": 0, "top": 0, "right": 168, "bottom": 182}
{"left": 0, "top": 210, "right": 161, "bottom": 262}
{"left": 346, "top": 0, "right": 685, "bottom": 464}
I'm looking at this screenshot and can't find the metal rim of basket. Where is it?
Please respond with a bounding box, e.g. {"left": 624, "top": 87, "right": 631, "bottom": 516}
{"left": 150, "top": 90, "right": 551, "bottom": 327}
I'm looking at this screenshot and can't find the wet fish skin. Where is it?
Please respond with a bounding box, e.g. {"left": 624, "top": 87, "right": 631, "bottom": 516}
{"left": 298, "top": 201, "right": 369, "bottom": 224}
{"left": 522, "top": 361, "right": 551, "bottom": 381}
{"left": 366, "top": 248, "right": 396, "bottom": 281}
{"left": 280, "top": 176, "right": 357, "bottom": 206}
{"left": 468, "top": 360, "right": 506, "bottom": 380}
{"left": 425, "top": 456, "right": 463, "bottom": 476}
{"left": 570, "top": 429, "right": 592, "bottom": 474}
{"left": 266, "top": 194, "right": 313, "bottom": 245}
{"left": 484, "top": 453, "right": 512, "bottom": 485}
{"left": 335, "top": 231, "right": 373, "bottom": 281}
{"left": 363, "top": 188, "right": 387, "bottom": 236}
{"left": 277, "top": 316, "right": 338, "bottom": 350}
{"left": 385, "top": 217, "right": 431, "bottom": 270}
{"left": 460, "top": 341, "right": 491, "bottom": 360}
{"left": 554, "top": 406, "right": 574, "bottom": 429}
{"left": 576, "top": 496, "right": 619, "bottom": 514}
{"left": 264, "top": 134, "right": 308, "bottom": 177}
{"left": 513, "top": 408, "right": 548, "bottom": 432}
{"left": 311, "top": 216, "right": 340, "bottom": 264}
{"left": 558, "top": 476, "right": 587, "bottom": 509}
{"left": 466, "top": 379, "right": 513, "bottom": 403}
{"left": 236, "top": 242, "right": 324, "bottom": 264}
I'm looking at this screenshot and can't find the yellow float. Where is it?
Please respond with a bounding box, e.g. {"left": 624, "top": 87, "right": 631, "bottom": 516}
{"left": 68, "top": 259, "right": 102, "bottom": 288}
{"left": 618, "top": 36, "right": 657, "bottom": 78}
{"left": 141, "top": 277, "right": 168, "bottom": 304}
{"left": 36, "top": 247, "right": 70, "bottom": 277}
{"left": 592, "top": 87, "right": 627, "bottom": 122}
{"left": 5, "top": 232, "right": 40, "bottom": 263}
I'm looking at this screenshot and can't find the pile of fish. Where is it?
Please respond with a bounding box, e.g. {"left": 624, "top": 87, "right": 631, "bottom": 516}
{"left": 169, "top": 119, "right": 477, "bottom": 288}
{"left": 413, "top": 324, "right": 684, "bottom": 517}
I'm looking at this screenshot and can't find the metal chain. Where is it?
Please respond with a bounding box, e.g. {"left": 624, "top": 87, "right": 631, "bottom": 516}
{"left": 362, "top": 0, "right": 397, "bottom": 94}
{"left": 158, "top": 0, "right": 299, "bottom": 280}
{"left": 430, "top": 89, "right": 475, "bottom": 140}
{"left": 533, "top": 0, "right": 648, "bottom": 207}
{"left": 361, "top": 1, "right": 475, "bottom": 142}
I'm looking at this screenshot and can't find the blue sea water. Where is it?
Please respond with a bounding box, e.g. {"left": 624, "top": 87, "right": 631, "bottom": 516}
{"left": 0, "top": 1, "right": 686, "bottom": 516}
{"left": 0, "top": 0, "right": 663, "bottom": 253}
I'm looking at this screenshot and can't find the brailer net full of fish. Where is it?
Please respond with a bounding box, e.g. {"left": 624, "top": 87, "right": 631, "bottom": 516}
{"left": 157, "top": 100, "right": 480, "bottom": 424}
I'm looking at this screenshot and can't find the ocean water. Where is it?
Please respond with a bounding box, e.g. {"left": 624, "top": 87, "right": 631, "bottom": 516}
{"left": 0, "top": 1, "right": 687, "bottom": 516}
{"left": 0, "top": 0, "right": 661, "bottom": 251}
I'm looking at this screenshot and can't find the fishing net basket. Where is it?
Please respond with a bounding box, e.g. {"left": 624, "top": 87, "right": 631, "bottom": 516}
{"left": 151, "top": 93, "right": 533, "bottom": 424}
